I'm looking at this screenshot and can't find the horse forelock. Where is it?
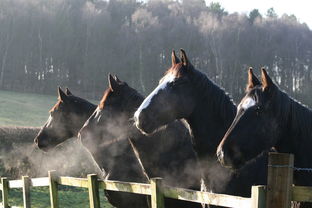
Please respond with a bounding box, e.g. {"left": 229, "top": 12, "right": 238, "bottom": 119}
{"left": 99, "top": 88, "right": 113, "bottom": 110}
{"left": 49, "top": 100, "right": 62, "bottom": 113}
{"left": 161, "top": 63, "right": 184, "bottom": 82}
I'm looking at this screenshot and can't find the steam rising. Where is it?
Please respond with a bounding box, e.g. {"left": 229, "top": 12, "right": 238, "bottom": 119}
{"left": 0, "top": 126, "right": 103, "bottom": 179}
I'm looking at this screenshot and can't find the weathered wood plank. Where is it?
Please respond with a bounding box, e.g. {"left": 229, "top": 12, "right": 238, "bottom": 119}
{"left": 99, "top": 180, "right": 151, "bottom": 195}
{"left": 163, "top": 185, "right": 251, "bottom": 208}
{"left": 48, "top": 171, "right": 59, "bottom": 208}
{"left": 57, "top": 177, "right": 88, "bottom": 188}
{"left": 0, "top": 173, "right": 268, "bottom": 208}
{"left": 252, "top": 185, "right": 266, "bottom": 208}
{"left": 87, "top": 174, "right": 100, "bottom": 208}
{"left": 1, "top": 177, "right": 9, "bottom": 208}
{"left": 292, "top": 186, "right": 312, "bottom": 202}
{"left": 31, "top": 177, "right": 49, "bottom": 187}
{"left": 266, "top": 153, "right": 293, "bottom": 208}
{"left": 22, "top": 176, "right": 31, "bottom": 208}
{"left": 9, "top": 179, "right": 23, "bottom": 188}
{"left": 9, "top": 178, "right": 49, "bottom": 188}
{"left": 151, "top": 178, "right": 164, "bottom": 208}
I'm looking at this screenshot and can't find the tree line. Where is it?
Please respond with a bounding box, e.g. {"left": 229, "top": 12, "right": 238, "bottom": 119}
{"left": 0, "top": 0, "right": 311, "bottom": 106}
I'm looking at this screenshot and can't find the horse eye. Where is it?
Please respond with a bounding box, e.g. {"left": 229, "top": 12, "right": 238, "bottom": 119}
{"left": 255, "top": 106, "right": 262, "bottom": 115}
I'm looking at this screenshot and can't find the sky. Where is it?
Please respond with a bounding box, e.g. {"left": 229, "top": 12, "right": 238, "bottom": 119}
{"left": 207, "top": 0, "right": 312, "bottom": 29}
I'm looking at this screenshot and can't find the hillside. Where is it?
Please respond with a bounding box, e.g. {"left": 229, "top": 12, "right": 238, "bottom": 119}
{"left": 0, "top": 90, "right": 56, "bottom": 127}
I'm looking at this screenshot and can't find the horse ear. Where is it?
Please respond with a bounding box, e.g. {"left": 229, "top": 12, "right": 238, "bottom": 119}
{"left": 108, "top": 74, "right": 119, "bottom": 91}
{"left": 65, "top": 88, "right": 72, "bottom": 96}
{"left": 261, "top": 68, "right": 274, "bottom": 90}
{"left": 58, "top": 87, "right": 67, "bottom": 101}
{"left": 171, "top": 50, "right": 180, "bottom": 67}
{"left": 246, "top": 67, "right": 260, "bottom": 91}
{"left": 114, "top": 75, "right": 121, "bottom": 83}
{"left": 180, "top": 48, "right": 191, "bottom": 67}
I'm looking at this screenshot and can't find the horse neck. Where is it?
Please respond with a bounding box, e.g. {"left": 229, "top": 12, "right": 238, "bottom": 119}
{"left": 128, "top": 91, "right": 201, "bottom": 188}
{"left": 276, "top": 93, "right": 312, "bottom": 169}
{"left": 70, "top": 100, "right": 97, "bottom": 135}
{"left": 95, "top": 138, "right": 148, "bottom": 182}
{"left": 129, "top": 121, "right": 202, "bottom": 188}
{"left": 80, "top": 101, "right": 97, "bottom": 119}
{"left": 99, "top": 92, "right": 147, "bottom": 181}
{"left": 186, "top": 71, "right": 236, "bottom": 159}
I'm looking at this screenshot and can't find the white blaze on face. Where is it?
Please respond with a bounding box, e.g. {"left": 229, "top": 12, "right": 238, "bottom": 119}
{"left": 239, "top": 97, "right": 256, "bottom": 110}
{"left": 134, "top": 73, "right": 176, "bottom": 120}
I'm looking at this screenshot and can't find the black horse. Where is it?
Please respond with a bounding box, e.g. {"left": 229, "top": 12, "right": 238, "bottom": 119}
{"left": 79, "top": 75, "right": 203, "bottom": 208}
{"left": 217, "top": 68, "right": 312, "bottom": 188}
{"left": 134, "top": 49, "right": 268, "bottom": 197}
{"left": 34, "top": 88, "right": 150, "bottom": 208}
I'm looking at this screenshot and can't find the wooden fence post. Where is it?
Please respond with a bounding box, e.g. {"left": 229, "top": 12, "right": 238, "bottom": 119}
{"left": 251, "top": 185, "right": 266, "bottom": 208}
{"left": 150, "top": 178, "right": 165, "bottom": 208}
{"left": 1, "top": 177, "right": 9, "bottom": 208}
{"left": 266, "top": 153, "right": 294, "bottom": 208}
{"left": 22, "top": 176, "right": 31, "bottom": 208}
{"left": 48, "top": 170, "right": 59, "bottom": 208}
{"left": 87, "top": 174, "right": 100, "bottom": 208}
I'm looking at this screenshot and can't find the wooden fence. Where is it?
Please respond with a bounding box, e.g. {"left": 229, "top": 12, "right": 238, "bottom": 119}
{"left": 0, "top": 153, "right": 312, "bottom": 208}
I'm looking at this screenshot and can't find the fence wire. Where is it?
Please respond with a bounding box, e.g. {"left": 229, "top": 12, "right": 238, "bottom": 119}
{"left": 268, "top": 165, "right": 312, "bottom": 172}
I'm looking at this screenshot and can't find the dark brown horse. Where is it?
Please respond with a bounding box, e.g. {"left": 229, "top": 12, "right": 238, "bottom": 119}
{"left": 79, "top": 75, "right": 203, "bottom": 208}
{"left": 34, "top": 88, "right": 96, "bottom": 151}
{"left": 134, "top": 49, "right": 268, "bottom": 197}
{"left": 34, "top": 87, "right": 150, "bottom": 208}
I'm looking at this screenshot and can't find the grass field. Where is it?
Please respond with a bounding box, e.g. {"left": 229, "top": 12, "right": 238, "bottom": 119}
{"left": 0, "top": 90, "right": 112, "bottom": 207}
{"left": 0, "top": 90, "right": 57, "bottom": 127}
{"left": 8, "top": 187, "right": 112, "bottom": 208}
{"left": 0, "top": 90, "right": 99, "bottom": 127}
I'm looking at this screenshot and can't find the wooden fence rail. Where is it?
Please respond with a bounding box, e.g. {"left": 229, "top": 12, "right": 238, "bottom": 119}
{"left": 0, "top": 153, "right": 311, "bottom": 208}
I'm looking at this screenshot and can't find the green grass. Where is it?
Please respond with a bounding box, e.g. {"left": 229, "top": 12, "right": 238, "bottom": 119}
{"left": 0, "top": 90, "right": 57, "bottom": 127}
{"left": 8, "top": 187, "right": 112, "bottom": 208}
{"left": 0, "top": 90, "right": 112, "bottom": 207}
{"left": 0, "top": 90, "right": 99, "bottom": 127}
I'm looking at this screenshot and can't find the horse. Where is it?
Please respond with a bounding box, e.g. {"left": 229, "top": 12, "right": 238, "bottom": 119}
{"left": 34, "top": 88, "right": 96, "bottom": 151}
{"left": 134, "top": 49, "right": 268, "bottom": 197}
{"left": 79, "top": 75, "right": 203, "bottom": 208}
{"left": 217, "top": 68, "right": 312, "bottom": 188}
{"left": 34, "top": 87, "right": 149, "bottom": 208}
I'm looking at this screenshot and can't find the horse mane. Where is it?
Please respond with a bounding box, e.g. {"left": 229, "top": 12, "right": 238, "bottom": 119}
{"left": 49, "top": 100, "right": 62, "bottom": 112}
{"left": 71, "top": 95, "right": 97, "bottom": 112}
{"left": 99, "top": 86, "right": 144, "bottom": 112}
{"left": 162, "top": 63, "right": 184, "bottom": 79}
{"left": 187, "top": 65, "right": 236, "bottom": 125}
{"left": 166, "top": 63, "right": 236, "bottom": 123}
{"left": 50, "top": 95, "right": 96, "bottom": 112}
{"left": 275, "top": 88, "right": 312, "bottom": 144}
